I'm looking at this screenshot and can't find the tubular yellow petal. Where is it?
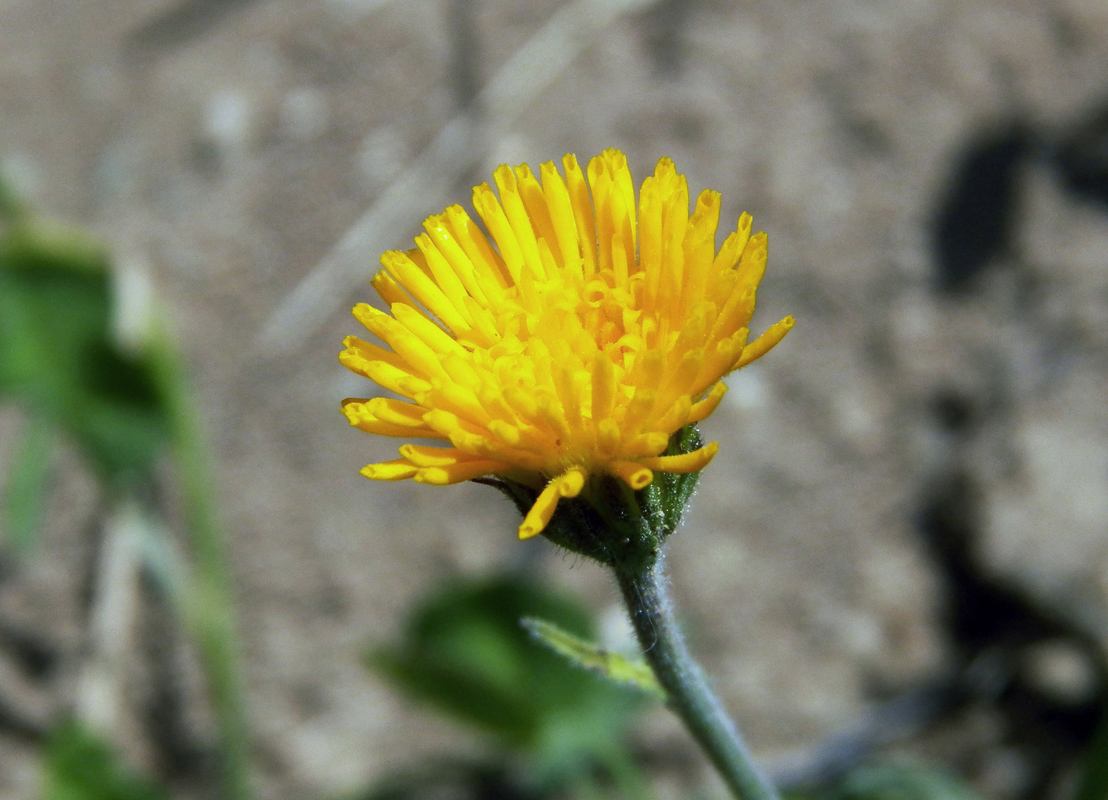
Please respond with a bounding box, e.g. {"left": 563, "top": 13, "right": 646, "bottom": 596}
{"left": 607, "top": 149, "right": 638, "bottom": 252}
{"left": 535, "top": 392, "right": 572, "bottom": 443}
{"left": 339, "top": 344, "right": 402, "bottom": 381}
{"left": 688, "top": 382, "right": 728, "bottom": 424}
{"left": 518, "top": 480, "right": 562, "bottom": 540}
{"left": 415, "top": 459, "right": 505, "bottom": 486}
{"left": 342, "top": 334, "right": 406, "bottom": 366}
{"left": 361, "top": 460, "right": 419, "bottom": 481}
{"left": 638, "top": 176, "right": 662, "bottom": 310}
{"left": 659, "top": 175, "right": 689, "bottom": 315}
{"left": 399, "top": 444, "right": 473, "bottom": 468}
{"left": 371, "top": 271, "right": 418, "bottom": 312}
{"left": 590, "top": 352, "right": 616, "bottom": 422}
{"left": 553, "top": 364, "right": 584, "bottom": 427}
{"left": 472, "top": 183, "right": 527, "bottom": 286}
{"left": 639, "top": 442, "right": 719, "bottom": 473}
{"left": 428, "top": 383, "right": 493, "bottom": 427}
{"left": 381, "top": 250, "right": 471, "bottom": 335}
{"left": 695, "top": 331, "right": 747, "bottom": 393}
{"left": 393, "top": 302, "right": 466, "bottom": 355}
{"left": 635, "top": 348, "right": 665, "bottom": 392}
{"left": 610, "top": 235, "right": 630, "bottom": 291}
{"left": 588, "top": 157, "right": 615, "bottom": 276}
{"left": 733, "top": 316, "right": 795, "bottom": 371}
{"left": 652, "top": 395, "right": 694, "bottom": 434}
{"left": 477, "top": 378, "right": 520, "bottom": 421}
{"left": 366, "top": 397, "right": 430, "bottom": 428}
{"left": 355, "top": 417, "right": 438, "bottom": 438}
{"left": 540, "top": 161, "right": 582, "bottom": 272}
{"left": 672, "top": 302, "right": 711, "bottom": 356}
{"left": 339, "top": 400, "right": 377, "bottom": 426}
{"left": 682, "top": 190, "right": 722, "bottom": 308}
{"left": 462, "top": 296, "right": 502, "bottom": 345}
{"left": 735, "top": 232, "right": 768, "bottom": 294}
{"left": 388, "top": 330, "right": 452, "bottom": 383}
{"left": 624, "top": 431, "right": 670, "bottom": 458}
{"left": 488, "top": 418, "right": 556, "bottom": 452}
{"left": 488, "top": 419, "right": 522, "bottom": 446}
{"left": 562, "top": 153, "right": 597, "bottom": 279}
{"left": 354, "top": 303, "right": 451, "bottom": 382}
{"left": 556, "top": 467, "right": 586, "bottom": 497}
{"left": 423, "top": 216, "right": 487, "bottom": 304}
{"left": 442, "top": 203, "right": 510, "bottom": 289}
{"left": 709, "top": 286, "right": 756, "bottom": 346}
{"left": 415, "top": 233, "right": 475, "bottom": 325}
{"left": 350, "top": 301, "right": 389, "bottom": 334}
{"left": 658, "top": 351, "right": 702, "bottom": 413}
{"left": 443, "top": 353, "right": 485, "bottom": 395}
{"left": 610, "top": 461, "right": 654, "bottom": 490}
{"left": 343, "top": 401, "right": 443, "bottom": 439}
{"left": 495, "top": 165, "right": 545, "bottom": 280}
{"left": 353, "top": 359, "right": 430, "bottom": 399}
{"left": 503, "top": 386, "right": 540, "bottom": 421}
{"left": 713, "top": 212, "right": 753, "bottom": 273}
{"left": 596, "top": 418, "right": 621, "bottom": 457}
{"left": 447, "top": 433, "right": 545, "bottom": 470}
{"left": 514, "top": 164, "right": 560, "bottom": 261}
{"left": 423, "top": 408, "right": 483, "bottom": 440}
{"left": 621, "top": 387, "right": 657, "bottom": 433}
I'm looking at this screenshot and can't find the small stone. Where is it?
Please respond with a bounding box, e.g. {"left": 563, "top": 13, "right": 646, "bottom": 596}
{"left": 1022, "top": 639, "right": 1099, "bottom": 705}
{"left": 280, "top": 88, "right": 330, "bottom": 142}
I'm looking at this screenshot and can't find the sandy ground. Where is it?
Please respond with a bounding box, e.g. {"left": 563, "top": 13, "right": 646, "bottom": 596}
{"left": 2, "top": 0, "right": 1108, "bottom": 798}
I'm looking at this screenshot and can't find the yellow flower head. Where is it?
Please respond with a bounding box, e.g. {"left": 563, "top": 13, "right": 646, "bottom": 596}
{"left": 341, "top": 149, "right": 793, "bottom": 540}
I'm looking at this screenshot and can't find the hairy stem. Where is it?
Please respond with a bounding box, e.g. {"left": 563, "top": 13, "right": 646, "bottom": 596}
{"left": 614, "top": 556, "right": 779, "bottom": 800}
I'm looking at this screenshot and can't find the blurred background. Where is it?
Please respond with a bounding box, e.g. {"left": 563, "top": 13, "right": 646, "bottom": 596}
{"left": 1, "top": 1, "right": 1107, "bottom": 799}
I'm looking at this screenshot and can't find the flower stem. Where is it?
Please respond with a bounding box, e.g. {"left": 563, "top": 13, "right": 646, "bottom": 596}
{"left": 613, "top": 555, "right": 779, "bottom": 800}
{"left": 150, "top": 327, "right": 252, "bottom": 800}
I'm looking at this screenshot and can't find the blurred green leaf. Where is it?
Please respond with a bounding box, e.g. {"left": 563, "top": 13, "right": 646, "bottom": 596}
{"left": 0, "top": 171, "right": 23, "bottom": 221}
{"left": 522, "top": 617, "right": 665, "bottom": 701}
{"left": 823, "top": 763, "right": 982, "bottom": 800}
{"left": 0, "top": 208, "right": 252, "bottom": 800}
{"left": 41, "top": 720, "right": 166, "bottom": 800}
{"left": 0, "top": 219, "right": 170, "bottom": 482}
{"left": 368, "top": 573, "right": 645, "bottom": 786}
{"left": 3, "top": 414, "right": 54, "bottom": 554}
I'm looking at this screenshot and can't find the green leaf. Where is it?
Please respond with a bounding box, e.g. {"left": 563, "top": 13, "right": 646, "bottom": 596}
{"left": 41, "top": 720, "right": 166, "bottom": 800}
{"left": 825, "top": 763, "right": 983, "bottom": 800}
{"left": 3, "top": 414, "right": 54, "bottom": 554}
{"left": 521, "top": 616, "right": 665, "bottom": 701}
{"left": 0, "top": 220, "right": 170, "bottom": 482}
{"left": 368, "top": 573, "right": 645, "bottom": 787}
